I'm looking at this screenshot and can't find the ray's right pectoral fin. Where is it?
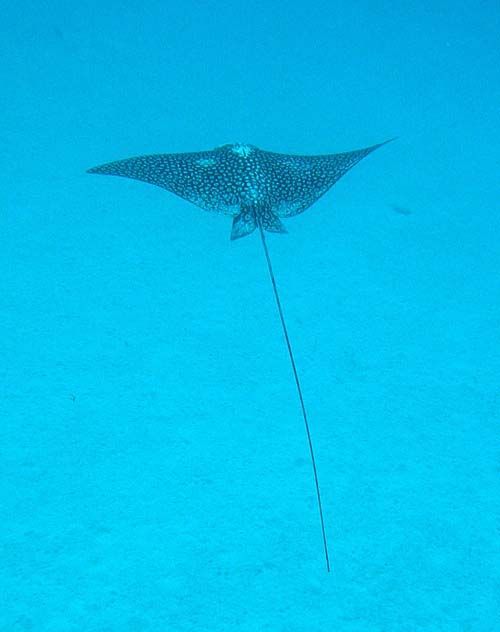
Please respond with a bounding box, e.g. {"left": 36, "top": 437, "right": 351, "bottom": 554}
{"left": 230, "top": 210, "right": 257, "bottom": 240}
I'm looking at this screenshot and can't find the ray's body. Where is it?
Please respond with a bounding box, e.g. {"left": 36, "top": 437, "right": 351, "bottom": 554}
{"left": 88, "top": 140, "right": 392, "bottom": 571}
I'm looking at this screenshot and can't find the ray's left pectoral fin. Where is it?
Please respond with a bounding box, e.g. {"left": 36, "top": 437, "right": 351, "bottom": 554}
{"left": 230, "top": 210, "right": 257, "bottom": 240}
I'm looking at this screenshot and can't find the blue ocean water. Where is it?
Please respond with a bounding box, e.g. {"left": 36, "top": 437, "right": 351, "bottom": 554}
{"left": 1, "top": 1, "right": 499, "bottom": 630}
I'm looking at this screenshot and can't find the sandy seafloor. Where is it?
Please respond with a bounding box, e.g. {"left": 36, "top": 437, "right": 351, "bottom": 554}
{"left": 1, "top": 1, "right": 499, "bottom": 631}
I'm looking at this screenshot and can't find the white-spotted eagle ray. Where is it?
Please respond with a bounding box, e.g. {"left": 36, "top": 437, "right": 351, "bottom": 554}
{"left": 88, "top": 139, "right": 393, "bottom": 572}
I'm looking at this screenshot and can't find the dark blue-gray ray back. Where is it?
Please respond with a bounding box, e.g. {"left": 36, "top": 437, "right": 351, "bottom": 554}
{"left": 88, "top": 140, "right": 392, "bottom": 238}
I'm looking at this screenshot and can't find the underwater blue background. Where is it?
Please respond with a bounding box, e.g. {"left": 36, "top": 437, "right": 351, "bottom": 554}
{"left": 1, "top": 1, "right": 499, "bottom": 630}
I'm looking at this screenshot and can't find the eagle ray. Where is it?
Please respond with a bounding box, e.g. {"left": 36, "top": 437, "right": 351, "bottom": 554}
{"left": 88, "top": 139, "right": 394, "bottom": 572}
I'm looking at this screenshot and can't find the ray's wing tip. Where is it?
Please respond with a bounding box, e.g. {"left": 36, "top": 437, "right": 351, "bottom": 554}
{"left": 378, "top": 136, "right": 398, "bottom": 148}
{"left": 362, "top": 136, "right": 397, "bottom": 156}
{"left": 87, "top": 159, "right": 124, "bottom": 174}
{"left": 86, "top": 164, "right": 107, "bottom": 174}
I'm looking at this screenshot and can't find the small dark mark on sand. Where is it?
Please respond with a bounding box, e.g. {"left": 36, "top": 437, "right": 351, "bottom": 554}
{"left": 390, "top": 204, "right": 412, "bottom": 216}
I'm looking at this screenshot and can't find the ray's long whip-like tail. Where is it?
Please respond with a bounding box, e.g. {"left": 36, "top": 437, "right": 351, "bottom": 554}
{"left": 257, "top": 220, "right": 330, "bottom": 572}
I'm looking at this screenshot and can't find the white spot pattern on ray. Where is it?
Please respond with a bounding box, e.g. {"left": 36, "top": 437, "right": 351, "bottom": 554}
{"left": 88, "top": 140, "right": 392, "bottom": 235}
